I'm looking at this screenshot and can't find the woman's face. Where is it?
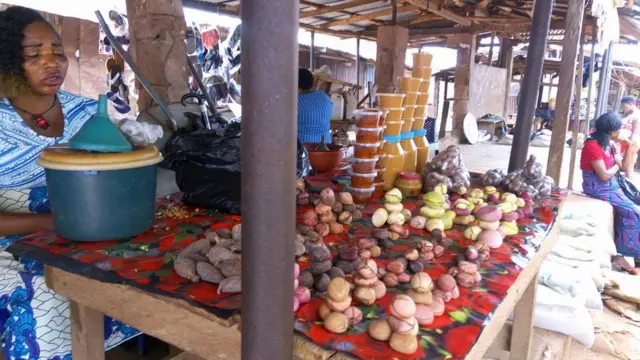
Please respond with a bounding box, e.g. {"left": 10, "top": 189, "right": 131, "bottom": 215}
{"left": 610, "top": 129, "right": 621, "bottom": 141}
{"left": 21, "top": 21, "right": 68, "bottom": 96}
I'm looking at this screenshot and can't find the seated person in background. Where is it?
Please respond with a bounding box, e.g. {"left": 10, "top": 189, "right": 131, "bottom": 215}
{"left": 619, "top": 96, "right": 640, "bottom": 177}
{"left": 297, "top": 68, "right": 333, "bottom": 144}
{"left": 580, "top": 112, "right": 640, "bottom": 270}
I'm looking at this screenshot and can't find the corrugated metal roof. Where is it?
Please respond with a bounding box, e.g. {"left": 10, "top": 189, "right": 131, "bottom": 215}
{"left": 184, "top": 0, "right": 609, "bottom": 43}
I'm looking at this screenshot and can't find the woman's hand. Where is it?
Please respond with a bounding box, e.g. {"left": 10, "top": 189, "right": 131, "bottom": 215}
{"left": 0, "top": 212, "right": 54, "bottom": 237}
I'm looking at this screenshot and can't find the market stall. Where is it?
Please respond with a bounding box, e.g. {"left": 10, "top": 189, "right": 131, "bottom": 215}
{"left": 9, "top": 174, "right": 571, "bottom": 360}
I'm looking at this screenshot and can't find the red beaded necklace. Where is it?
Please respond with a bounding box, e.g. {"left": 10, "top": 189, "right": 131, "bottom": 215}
{"left": 11, "top": 95, "right": 58, "bottom": 130}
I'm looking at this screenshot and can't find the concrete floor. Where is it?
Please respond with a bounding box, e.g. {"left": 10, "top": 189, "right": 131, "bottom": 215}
{"left": 457, "top": 141, "right": 586, "bottom": 190}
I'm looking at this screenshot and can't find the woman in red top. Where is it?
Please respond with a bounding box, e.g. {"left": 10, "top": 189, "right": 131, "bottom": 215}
{"left": 581, "top": 112, "right": 640, "bottom": 265}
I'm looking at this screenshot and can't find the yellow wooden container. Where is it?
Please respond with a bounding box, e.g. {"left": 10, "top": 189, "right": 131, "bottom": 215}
{"left": 377, "top": 93, "right": 405, "bottom": 108}
{"left": 402, "top": 105, "right": 416, "bottom": 119}
{"left": 412, "top": 66, "right": 432, "bottom": 80}
{"left": 414, "top": 106, "right": 427, "bottom": 118}
{"left": 399, "top": 77, "right": 422, "bottom": 92}
{"left": 379, "top": 107, "right": 404, "bottom": 122}
{"left": 416, "top": 92, "right": 429, "bottom": 106}
{"left": 402, "top": 91, "right": 418, "bottom": 106}
{"left": 401, "top": 118, "right": 414, "bottom": 133}
{"left": 418, "top": 80, "right": 430, "bottom": 92}
{"left": 413, "top": 52, "right": 433, "bottom": 67}
{"left": 412, "top": 117, "right": 426, "bottom": 130}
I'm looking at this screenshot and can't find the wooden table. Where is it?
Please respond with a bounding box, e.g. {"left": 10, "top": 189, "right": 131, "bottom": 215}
{"left": 43, "top": 194, "right": 587, "bottom": 360}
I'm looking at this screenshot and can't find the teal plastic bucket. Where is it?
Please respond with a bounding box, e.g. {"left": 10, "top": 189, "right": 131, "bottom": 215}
{"left": 45, "top": 166, "right": 158, "bottom": 241}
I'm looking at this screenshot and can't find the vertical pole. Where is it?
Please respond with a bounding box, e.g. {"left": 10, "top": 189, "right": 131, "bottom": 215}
{"left": 356, "top": 36, "right": 361, "bottom": 90}
{"left": 547, "top": 0, "right": 586, "bottom": 184}
{"left": 584, "top": 22, "right": 596, "bottom": 136}
{"left": 508, "top": 0, "right": 554, "bottom": 172}
{"left": 488, "top": 32, "right": 495, "bottom": 67}
{"left": 568, "top": 29, "right": 586, "bottom": 190}
{"left": 596, "top": 42, "right": 614, "bottom": 117}
{"left": 310, "top": 31, "right": 315, "bottom": 70}
{"left": 503, "top": 38, "right": 514, "bottom": 118}
{"left": 241, "top": 0, "right": 297, "bottom": 357}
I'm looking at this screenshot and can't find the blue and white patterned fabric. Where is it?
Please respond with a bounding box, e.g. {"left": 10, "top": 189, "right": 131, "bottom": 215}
{"left": 297, "top": 90, "right": 333, "bottom": 144}
{"left": 0, "top": 91, "right": 140, "bottom": 360}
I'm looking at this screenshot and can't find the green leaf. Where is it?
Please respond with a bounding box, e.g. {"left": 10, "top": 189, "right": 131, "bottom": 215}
{"left": 154, "top": 269, "right": 174, "bottom": 277}
{"left": 435, "top": 329, "right": 443, "bottom": 335}
{"left": 472, "top": 288, "right": 489, "bottom": 292}
{"left": 419, "top": 337, "right": 429, "bottom": 350}
{"left": 449, "top": 310, "right": 468, "bottom": 323}
{"left": 436, "top": 347, "right": 453, "bottom": 358}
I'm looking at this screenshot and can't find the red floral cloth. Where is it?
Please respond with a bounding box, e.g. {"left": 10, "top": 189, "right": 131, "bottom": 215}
{"left": 580, "top": 140, "right": 616, "bottom": 171}
{"left": 9, "top": 189, "right": 567, "bottom": 360}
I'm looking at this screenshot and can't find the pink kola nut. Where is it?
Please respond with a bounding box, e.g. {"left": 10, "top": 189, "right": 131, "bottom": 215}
{"left": 474, "top": 205, "right": 502, "bottom": 222}
{"left": 429, "top": 297, "right": 445, "bottom": 316}
{"left": 388, "top": 315, "right": 418, "bottom": 334}
{"left": 415, "top": 304, "right": 435, "bottom": 325}
{"left": 327, "top": 295, "right": 352, "bottom": 312}
{"left": 344, "top": 306, "right": 363, "bottom": 325}
{"left": 357, "top": 259, "right": 378, "bottom": 279}
{"left": 372, "top": 280, "right": 387, "bottom": 299}
{"left": 390, "top": 294, "right": 417, "bottom": 318}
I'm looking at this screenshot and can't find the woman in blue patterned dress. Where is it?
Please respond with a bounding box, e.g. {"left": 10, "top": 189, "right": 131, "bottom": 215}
{"left": 580, "top": 112, "right": 640, "bottom": 268}
{"left": 0, "top": 7, "right": 139, "bottom": 359}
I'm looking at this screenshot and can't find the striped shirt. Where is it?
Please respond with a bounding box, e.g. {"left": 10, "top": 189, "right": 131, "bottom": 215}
{"left": 0, "top": 90, "right": 97, "bottom": 190}
{"left": 298, "top": 90, "right": 333, "bottom": 144}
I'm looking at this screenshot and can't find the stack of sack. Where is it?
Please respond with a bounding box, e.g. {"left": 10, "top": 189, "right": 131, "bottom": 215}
{"left": 530, "top": 211, "right": 614, "bottom": 347}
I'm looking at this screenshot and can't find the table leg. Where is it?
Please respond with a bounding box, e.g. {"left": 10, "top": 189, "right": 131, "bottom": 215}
{"left": 70, "top": 300, "right": 105, "bottom": 360}
{"left": 509, "top": 275, "right": 538, "bottom": 360}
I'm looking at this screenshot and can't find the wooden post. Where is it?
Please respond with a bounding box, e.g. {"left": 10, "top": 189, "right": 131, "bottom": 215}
{"left": 567, "top": 30, "right": 586, "bottom": 190}
{"left": 70, "top": 301, "right": 105, "bottom": 360}
{"left": 507, "top": 0, "right": 554, "bottom": 172}
{"left": 546, "top": 0, "right": 586, "bottom": 184}
{"left": 310, "top": 31, "right": 315, "bottom": 70}
{"left": 356, "top": 36, "right": 361, "bottom": 90}
{"left": 125, "top": 0, "right": 190, "bottom": 110}
{"left": 374, "top": 25, "right": 408, "bottom": 93}
{"left": 503, "top": 38, "right": 514, "bottom": 119}
{"left": 451, "top": 34, "right": 476, "bottom": 144}
{"left": 509, "top": 275, "right": 539, "bottom": 360}
{"left": 584, "top": 23, "right": 596, "bottom": 137}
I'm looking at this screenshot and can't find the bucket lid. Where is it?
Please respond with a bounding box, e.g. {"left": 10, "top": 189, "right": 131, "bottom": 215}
{"left": 38, "top": 145, "right": 163, "bottom": 171}
{"left": 68, "top": 95, "right": 133, "bottom": 153}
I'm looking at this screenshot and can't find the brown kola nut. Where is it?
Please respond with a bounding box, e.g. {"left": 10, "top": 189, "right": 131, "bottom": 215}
{"left": 410, "top": 273, "right": 433, "bottom": 293}
{"left": 410, "top": 287, "right": 434, "bottom": 305}
{"left": 368, "top": 319, "right": 392, "bottom": 341}
{"left": 326, "top": 278, "right": 350, "bottom": 302}
{"left": 354, "top": 287, "right": 376, "bottom": 305}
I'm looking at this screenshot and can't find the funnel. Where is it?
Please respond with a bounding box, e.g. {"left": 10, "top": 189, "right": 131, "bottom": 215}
{"left": 68, "top": 94, "right": 132, "bottom": 153}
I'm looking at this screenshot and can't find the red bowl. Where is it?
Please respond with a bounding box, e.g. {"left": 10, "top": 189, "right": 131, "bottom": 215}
{"left": 304, "top": 143, "right": 345, "bottom": 173}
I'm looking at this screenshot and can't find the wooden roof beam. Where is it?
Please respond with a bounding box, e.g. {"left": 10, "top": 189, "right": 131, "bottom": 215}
{"left": 322, "top": 5, "right": 420, "bottom": 28}
{"left": 403, "top": 0, "right": 472, "bottom": 26}
{"left": 300, "top": 0, "right": 379, "bottom": 18}
{"left": 410, "top": 13, "right": 441, "bottom": 24}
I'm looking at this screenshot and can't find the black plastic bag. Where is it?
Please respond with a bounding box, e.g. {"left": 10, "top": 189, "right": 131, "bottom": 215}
{"left": 617, "top": 173, "right": 640, "bottom": 205}
{"left": 161, "top": 124, "right": 310, "bottom": 214}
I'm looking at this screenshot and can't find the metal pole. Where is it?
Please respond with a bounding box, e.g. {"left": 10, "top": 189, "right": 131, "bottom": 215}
{"left": 596, "top": 41, "right": 614, "bottom": 117}
{"left": 310, "top": 31, "right": 315, "bottom": 70}
{"left": 602, "top": 42, "right": 615, "bottom": 113}
{"left": 568, "top": 28, "right": 586, "bottom": 190}
{"left": 488, "top": 32, "right": 495, "bottom": 67}
{"left": 584, "top": 23, "right": 596, "bottom": 136}
{"left": 507, "top": 0, "right": 554, "bottom": 172}
{"left": 241, "top": 0, "right": 297, "bottom": 357}
{"left": 356, "top": 36, "right": 361, "bottom": 89}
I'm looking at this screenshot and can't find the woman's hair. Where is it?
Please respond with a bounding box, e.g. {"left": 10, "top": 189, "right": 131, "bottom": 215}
{"left": 590, "top": 112, "right": 622, "bottom": 149}
{"left": 298, "top": 68, "right": 314, "bottom": 91}
{"left": 0, "top": 6, "right": 49, "bottom": 97}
